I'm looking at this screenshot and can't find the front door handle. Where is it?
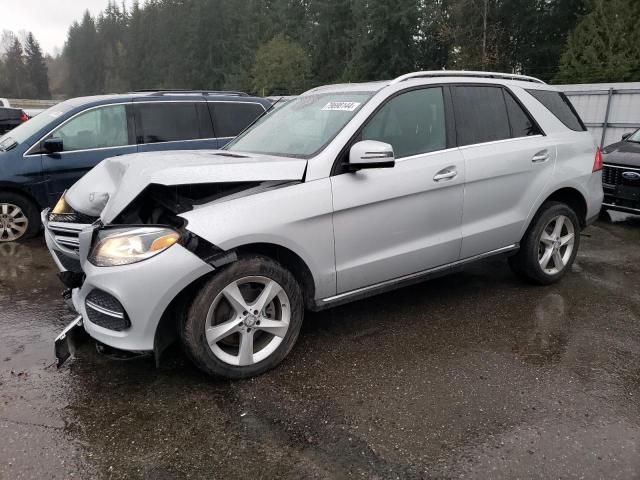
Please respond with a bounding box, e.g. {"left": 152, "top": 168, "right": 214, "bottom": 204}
{"left": 434, "top": 167, "right": 458, "bottom": 182}
{"left": 532, "top": 150, "right": 550, "bottom": 163}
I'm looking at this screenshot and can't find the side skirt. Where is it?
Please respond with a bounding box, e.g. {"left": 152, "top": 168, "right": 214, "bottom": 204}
{"left": 311, "top": 244, "right": 519, "bottom": 311}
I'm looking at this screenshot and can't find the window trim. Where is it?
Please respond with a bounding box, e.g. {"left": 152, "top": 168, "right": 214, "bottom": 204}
{"left": 501, "top": 86, "right": 546, "bottom": 138}
{"left": 24, "top": 102, "right": 134, "bottom": 156}
{"left": 525, "top": 89, "right": 586, "bottom": 132}
{"left": 331, "top": 85, "right": 453, "bottom": 176}
{"left": 134, "top": 101, "right": 208, "bottom": 145}
{"left": 208, "top": 100, "right": 267, "bottom": 139}
{"left": 449, "top": 83, "right": 547, "bottom": 149}
{"left": 450, "top": 84, "right": 512, "bottom": 148}
{"left": 23, "top": 99, "right": 268, "bottom": 157}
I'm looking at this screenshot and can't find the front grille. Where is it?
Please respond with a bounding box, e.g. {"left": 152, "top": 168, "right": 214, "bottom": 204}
{"left": 602, "top": 165, "right": 622, "bottom": 186}
{"left": 54, "top": 250, "right": 82, "bottom": 272}
{"left": 85, "top": 289, "right": 131, "bottom": 331}
{"left": 49, "top": 211, "right": 98, "bottom": 224}
{"left": 602, "top": 164, "right": 640, "bottom": 186}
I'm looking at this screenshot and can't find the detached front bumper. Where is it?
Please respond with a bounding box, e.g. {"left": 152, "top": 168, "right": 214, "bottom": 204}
{"left": 74, "top": 243, "right": 213, "bottom": 351}
{"left": 43, "top": 213, "right": 215, "bottom": 354}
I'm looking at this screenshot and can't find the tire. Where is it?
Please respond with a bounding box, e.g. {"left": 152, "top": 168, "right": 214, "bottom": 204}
{"left": 508, "top": 201, "right": 580, "bottom": 285}
{"left": 0, "top": 192, "right": 41, "bottom": 242}
{"left": 181, "top": 255, "right": 304, "bottom": 379}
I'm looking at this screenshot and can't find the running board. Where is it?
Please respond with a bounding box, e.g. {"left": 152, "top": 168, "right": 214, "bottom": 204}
{"left": 313, "top": 244, "right": 519, "bottom": 311}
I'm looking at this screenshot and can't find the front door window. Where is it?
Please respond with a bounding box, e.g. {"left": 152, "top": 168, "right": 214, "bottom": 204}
{"left": 49, "top": 104, "right": 128, "bottom": 152}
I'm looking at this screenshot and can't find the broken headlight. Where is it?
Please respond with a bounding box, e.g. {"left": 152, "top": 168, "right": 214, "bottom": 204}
{"left": 89, "top": 227, "right": 180, "bottom": 267}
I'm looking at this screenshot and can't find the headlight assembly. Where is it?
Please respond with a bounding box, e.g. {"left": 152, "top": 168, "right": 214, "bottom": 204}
{"left": 89, "top": 227, "right": 180, "bottom": 267}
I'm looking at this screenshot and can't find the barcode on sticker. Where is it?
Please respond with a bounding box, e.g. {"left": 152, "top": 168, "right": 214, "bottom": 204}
{"left": 322, "top": 102, "right": 361, "bottom": 112}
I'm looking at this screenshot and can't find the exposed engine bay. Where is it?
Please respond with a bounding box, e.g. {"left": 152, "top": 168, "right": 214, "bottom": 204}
{"left": 112, "top": 182, "right": 261, "bottom": 227}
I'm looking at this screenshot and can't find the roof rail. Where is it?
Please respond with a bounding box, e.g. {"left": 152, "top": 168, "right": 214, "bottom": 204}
{"left": 131, "top": 89, "right": 249, "bottom": 97}
{"left": 390, "top": 71, "right": 546, "bottom": 85}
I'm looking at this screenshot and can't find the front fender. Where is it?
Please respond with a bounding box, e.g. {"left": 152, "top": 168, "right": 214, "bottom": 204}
{"left": 180, "top": 178, "right": 336, "bottom": 300}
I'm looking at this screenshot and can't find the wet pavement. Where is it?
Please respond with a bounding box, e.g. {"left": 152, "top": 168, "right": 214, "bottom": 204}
{"left": 1, "top": 212, "right": 639, "bottom": 479}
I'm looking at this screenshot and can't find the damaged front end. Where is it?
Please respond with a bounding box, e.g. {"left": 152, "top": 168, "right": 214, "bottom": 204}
{"left": 44, "top": 150, "right": 308, "bottom": 367}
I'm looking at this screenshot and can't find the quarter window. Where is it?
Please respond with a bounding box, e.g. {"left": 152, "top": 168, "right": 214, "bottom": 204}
{"left": 526, "top": 89, "right": 586, "bottom": 132}
{"left": 135, "top": 102, "right": 203, "bottom": 144}
{"left": 49, "top": 104, "right": 128, "bottom": 152}
{"left": 504, "top": 90, "right": 541, "bottom": 138}
{"left": 211, "top": 102, "right": 266, "bottom": 138}
{"left": 362, "top": 88, "right": 446, "bottom": 159}
{"left": 452, "top": 86, "right": 510, "bottom": 146}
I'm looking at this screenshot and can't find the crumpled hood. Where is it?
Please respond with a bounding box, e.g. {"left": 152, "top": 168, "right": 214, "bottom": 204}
{"left": 65, "top": 150, "right": 307, "bottom": 224}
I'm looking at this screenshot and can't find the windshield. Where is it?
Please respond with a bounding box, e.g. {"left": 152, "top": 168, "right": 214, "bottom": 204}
{"left": 627, "top": 129, "right": 640, "bottom": 143}
{"left": 0, "top": 101, "right": 72, "bottom": 146}
{"left": 226, "top": 92, "right": 373, "bottom": 158}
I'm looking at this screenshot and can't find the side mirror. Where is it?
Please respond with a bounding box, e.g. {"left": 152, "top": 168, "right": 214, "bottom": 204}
{"left": 348, "top": 140, "right": 395, "bottom": 171}
{"left": 43, "top": 138, "right": 63, "bottom": 154}
{"left": 622, "top": 133, "right": 632, "bottom": 141}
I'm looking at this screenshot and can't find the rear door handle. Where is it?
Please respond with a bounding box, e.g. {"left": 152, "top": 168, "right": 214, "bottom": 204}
{"left": 532, "top": 150, "right": 550, "bottom": 163}
{"left": 433, "top": 167, "right": 458, "bottom": 182}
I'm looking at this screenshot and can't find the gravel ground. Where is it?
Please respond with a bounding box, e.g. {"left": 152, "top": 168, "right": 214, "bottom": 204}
{"left": 1, "top": 212, "right": 639, "bottom": 479}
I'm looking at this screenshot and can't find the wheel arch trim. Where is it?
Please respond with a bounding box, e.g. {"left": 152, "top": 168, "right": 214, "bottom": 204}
{"left": 522, "top": 184, "right": 589, "bottom": 237}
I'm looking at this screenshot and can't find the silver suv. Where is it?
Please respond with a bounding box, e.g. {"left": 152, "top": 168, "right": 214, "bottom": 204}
{"left": 45, "top": 71, "right": 603, "bottom": 379}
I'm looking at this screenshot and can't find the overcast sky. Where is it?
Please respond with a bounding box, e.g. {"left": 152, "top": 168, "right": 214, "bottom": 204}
{"left": 2, "top": 0, "right": 135, "bottom": 56}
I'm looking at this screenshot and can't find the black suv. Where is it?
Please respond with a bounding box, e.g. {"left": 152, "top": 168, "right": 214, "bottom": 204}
{"left": 0, "top": 90, "right": 271, "bottom": 241}
{"left": 602, "top": 129, "right": 640, "bottom": 215}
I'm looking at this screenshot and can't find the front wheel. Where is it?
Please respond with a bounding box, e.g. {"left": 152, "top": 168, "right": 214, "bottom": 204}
{"left": 509, "top": 202, "right": 580, "bottom": 285}
{"left": 181, "top": 255, "right": 304, "bottom": 379}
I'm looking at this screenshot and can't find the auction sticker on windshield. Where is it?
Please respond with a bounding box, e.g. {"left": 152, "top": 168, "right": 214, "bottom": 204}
{"left": 322, "top": 102, "right": 361, "bottom": 112}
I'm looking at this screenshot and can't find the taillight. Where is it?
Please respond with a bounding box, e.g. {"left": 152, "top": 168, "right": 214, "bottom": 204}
{"left": 593, "top": 147, "right": 603, "bottom": 172}
{"left": 19, "top": 113, "right": 29, "bottom": 123}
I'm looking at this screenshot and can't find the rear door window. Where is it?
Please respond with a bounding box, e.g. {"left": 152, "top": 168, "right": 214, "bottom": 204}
{"left": 504, "top": 90, "right": 542, "bottom": 138}
{"left": 49, "top": 104, "right": 129, "bottom": 151}
{"left": 135, "top": 102, "right": 209, "bottom": 144}
{"left": 210, "top": 102, "right": 266, "bottom": 138}
{"left": 526, "top": 89, "right": 586, "bottom": 132}
{"left": 362, "top": 87, "right": 446, "bottom": 158}
{"left": 452, "top": 86, "right": 511, "bottom": 146}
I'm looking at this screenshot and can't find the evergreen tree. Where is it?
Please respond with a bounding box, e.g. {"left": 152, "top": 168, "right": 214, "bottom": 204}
{"left": 555, "top": 0, "right": 640, "bottom": 83}
{"left": 24, "top": 32, "right": 51, "bottom": 99}
{"left": 64, "top": 11, "right": 103, "bottom": 95}
{"left": 532, "top": 0, "right": 588, "bottom": 81}
{"left": 97, "top": 1, "right": 128, "bottom": 92}
{"left": 309, "top": 0, "right": 356, "bottom": 84}
{"left": 345, "top": 0, "right": 420, "bottom": 81}
{"left": 54, "top": 0, "right": 625, "bottom": 97}
{"left": 4, "top": 37, "right": 26, "bottom": 98}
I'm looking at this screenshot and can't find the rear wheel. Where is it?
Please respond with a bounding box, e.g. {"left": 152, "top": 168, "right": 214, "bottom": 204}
{"left": 181, "top": 255, "right": 304, "bottom": 379}
{"left": 0, "top": 192, "right": 40, "bottom": 242}
{"left": 509, "top": 202, "right": 580, "bottom": 285}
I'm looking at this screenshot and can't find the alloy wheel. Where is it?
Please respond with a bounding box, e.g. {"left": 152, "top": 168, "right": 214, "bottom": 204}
{"left": 205, "top": 276, "right": 291, "bottom": 366}
{"left": 0, "top": 203, "right": 29, "bottom": 242}
{"left": 538, "top": 214, "right": 575, "bottom": 275}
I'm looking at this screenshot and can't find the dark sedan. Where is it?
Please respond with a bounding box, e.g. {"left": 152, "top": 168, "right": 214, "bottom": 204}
{"left": 0, "top": 106, "right": 29, "bottom": 135}
{"left": 601, "top": 129, "right": 640, "bottom": 215}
